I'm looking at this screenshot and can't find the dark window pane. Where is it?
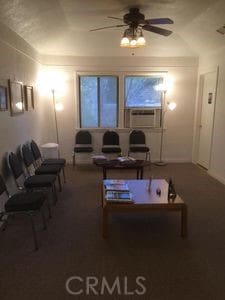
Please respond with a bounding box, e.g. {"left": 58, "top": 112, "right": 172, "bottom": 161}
{"left": 125, "top": 76, "right": 163, "bottom": 108}
{"left": 80, "top": 77, "right": 98, "bottom": 128}
{"left": 100, "top": 77, "right": 117, "bottom": 127}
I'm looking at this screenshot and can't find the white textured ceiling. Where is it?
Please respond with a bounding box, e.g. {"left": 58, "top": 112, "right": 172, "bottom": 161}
{"left": 0, "top": 0, "right": 224, "bottom": 57}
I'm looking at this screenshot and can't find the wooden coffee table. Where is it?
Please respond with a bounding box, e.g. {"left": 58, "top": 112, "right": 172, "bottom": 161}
{"left": 94, "top": 159, "right": 150, "bottom": 179}
{"left": 102, "top": 179, "right": 188, "bottom": 238}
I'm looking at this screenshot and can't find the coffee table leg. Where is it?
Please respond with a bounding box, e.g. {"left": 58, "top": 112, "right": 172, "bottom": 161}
{"left": 103, "top": 167, "right": 107, "bottom": 179}
{"left": 136, "top": 169, "right": 139, "bottom": 179}
{"left": 181, "top": 205, "right": 188, "bottom": 237}
{"left": 140, "top": 167, "right": 144, "bottom": 179}
{"left": 103, "top": 209, "right": 109, "bottom": 238}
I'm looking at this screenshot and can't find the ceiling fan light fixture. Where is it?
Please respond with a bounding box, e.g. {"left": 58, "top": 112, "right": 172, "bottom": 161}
{"left": 92, "top": 7, "right": 174, "bottom": 47}
{"left": 136, "top": 32, "right": 146, "bottom": 46}
{"left": 120, "top": 36, "right": 130, "bottom": 47}
{"left": 120, "top": 28, "right": 146, "bottom": 48}
{"left": 130, "top": 38, "right": 137, "bottom": 47}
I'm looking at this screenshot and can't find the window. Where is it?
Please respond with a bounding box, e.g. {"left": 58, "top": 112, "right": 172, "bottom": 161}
{"left": 79, "top": 76, "right": 118, "bottom": 128}
{"left": 125, "top": 76, "right": 163, "bottom": 108}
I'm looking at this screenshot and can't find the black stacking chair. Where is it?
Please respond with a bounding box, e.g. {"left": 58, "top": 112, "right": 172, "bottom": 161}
{"left": 21, "top": 144, "right": 62, "bottom": 192}
{"left": 73, "top": 131, "right": 93, "bottom": 166}
{"left": 0, "top": 175, "right": 47, "bottom": 250}
{"left": 128, "top": 130, "right": 150, "bottom": 161}
{"left": 7, "top": 152, "right": 57, "bottom": 205}
{"left": 102, "top": 131, "right": 122, "bottom": 154}
{"left": 30, "top": 140, "right": 66, "bottom": 183}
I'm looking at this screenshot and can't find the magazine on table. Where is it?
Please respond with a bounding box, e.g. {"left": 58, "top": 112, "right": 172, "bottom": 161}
{"left": 104, "top": 180, "right": 129, "bottom": 192}
{"left": 105, "top": 191, "right": 133, "bottom": 203}
{"left": 117, "top": 156, "right": 136, "bottom": 163}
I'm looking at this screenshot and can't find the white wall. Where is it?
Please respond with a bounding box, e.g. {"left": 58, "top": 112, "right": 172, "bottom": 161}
{"left": 0, "top": 23, "right": 55, "bottom": 188}
{"left": 194, "top": 47, "right": 225, "bottom": 184}
{"left": 42, "top": 56, "right": 198, "bottom": 163}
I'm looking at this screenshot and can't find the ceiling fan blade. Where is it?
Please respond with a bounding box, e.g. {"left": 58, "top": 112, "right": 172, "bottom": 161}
{"left": 142, "top": 25, "right": 173, "bottom": 36}
{"left": 107, "top": 16, "right": 123, "bottom": 21}
{"left": 90, "top": 24, "right": 127, "bottom": 32}
{"left": 145, "top": 18, "right": 174, "bottom": 25}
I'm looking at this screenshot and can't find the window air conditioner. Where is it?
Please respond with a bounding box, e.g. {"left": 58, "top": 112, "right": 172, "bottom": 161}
{"left": 129, "top": 109, "right": 161, "bottom": 128}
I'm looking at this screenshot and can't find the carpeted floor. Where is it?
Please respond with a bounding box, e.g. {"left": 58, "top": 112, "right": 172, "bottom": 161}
{"left": 0, "top": 163, "right": 225, "bottom": 300}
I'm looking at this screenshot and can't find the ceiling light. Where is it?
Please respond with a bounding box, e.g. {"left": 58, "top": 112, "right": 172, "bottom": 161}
{"left": 136, "top": 32, "right": 146, "bottom": 46}
{"left": 120, "top": 36, "right": 130, "bottom": 47}
{"left": 130, "top": 38, "right": 137, "bottom": 47}
{"left": 120, "top": 27, "right": 146, "bottom": 48}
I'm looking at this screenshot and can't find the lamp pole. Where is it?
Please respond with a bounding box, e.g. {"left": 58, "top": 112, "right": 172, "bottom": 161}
{"left": 155, "top": 90, "right": 167, "bottom": 166}
{"left": 51, "top": 89, "right": 60, "bottom": 157}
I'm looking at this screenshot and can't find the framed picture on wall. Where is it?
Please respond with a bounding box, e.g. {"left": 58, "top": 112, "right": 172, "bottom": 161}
{"left": 8, "top": 79, "right": 24, "bottom": 116}
{"left": 0, "top": 85, "right": 8, "bottom": 111}
{"left": 24, "top": 85, "right": 34, "bottom": 110}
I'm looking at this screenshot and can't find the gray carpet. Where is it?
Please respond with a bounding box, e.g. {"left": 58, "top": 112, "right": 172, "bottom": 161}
{"left": 0, "top": 163, "right": 225, "bottom": 300}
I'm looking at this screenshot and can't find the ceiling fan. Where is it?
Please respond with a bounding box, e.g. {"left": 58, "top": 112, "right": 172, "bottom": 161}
{"left": 90, "top": 7, "right": 173, "bottom": 38}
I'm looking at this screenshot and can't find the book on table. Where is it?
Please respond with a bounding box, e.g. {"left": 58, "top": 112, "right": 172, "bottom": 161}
{"left": 117, "top": 156, "right": 136, "bottom": 163}
{"left": 105, "top": 191, "right": 133, "bottom": 203}
{"left": 104, "top": 179, "right": 129, "bottom": 192}
{"left": 104, "top": 183, "right": 129, "bottom": 192}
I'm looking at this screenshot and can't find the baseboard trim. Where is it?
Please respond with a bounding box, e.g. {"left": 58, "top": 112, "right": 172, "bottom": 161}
{"left": 152, "top": 158, "right": 192, "bottom": 163}
{"left": 208, "top": 170, "right": 225, "bottom": 185}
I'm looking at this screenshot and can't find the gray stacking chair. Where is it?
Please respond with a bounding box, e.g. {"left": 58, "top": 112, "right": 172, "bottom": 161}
{"left": 21, "top": 144, "right": 62, "bottom": 192}
{"left": 128, "top": 130, "right": 150, "bottom": 161}
{"left": 0, "top": 174, "right": 47, "bottom": 250}
{"left": 102, "top": 131, "right": 122, "bottom": 154}
{"left": 73, "top": 131, "right": 93, "bottom": 166}
{"left": 7, "top": 152, "right": 57, "bottom": 206}
{"left": 30, "top": 140, "right": 66, "bottom": 182}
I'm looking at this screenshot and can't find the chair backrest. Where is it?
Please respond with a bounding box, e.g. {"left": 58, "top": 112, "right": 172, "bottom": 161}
{"left": 129, "top": 130, "right": 146, "bottom": 145}
{"left": 7, "top": 152, "right": 24, "bottom": 180}
{"left": 103, "top": 131, "right": 119, "bottom": 146}
{"left": 75, "top": 131, "right": 92, "bottom": 145}
{"left": 21, "top": 144, "right": 35, "bottom": 168}
{"left": 30, "top": 140, "right": 42, "bottom": 160}
{"left": 0, "top": 175, "right": 7, "bottom": 196}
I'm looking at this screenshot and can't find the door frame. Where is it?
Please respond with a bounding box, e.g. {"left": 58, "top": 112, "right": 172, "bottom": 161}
{"left": 194, "top": 66, "right": 219, "bottom": 169}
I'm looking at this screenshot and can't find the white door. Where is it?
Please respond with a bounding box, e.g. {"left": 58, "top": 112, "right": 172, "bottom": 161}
{"left": 198, "top": 70, "right": 217, "bottom": 169}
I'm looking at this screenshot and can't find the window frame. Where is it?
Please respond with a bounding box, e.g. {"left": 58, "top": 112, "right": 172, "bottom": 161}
{"left": 78, "top": 74, "right": 119, "bottom": 129}
{"left": 76, "top": 71, "right": 167, "bottom": 129}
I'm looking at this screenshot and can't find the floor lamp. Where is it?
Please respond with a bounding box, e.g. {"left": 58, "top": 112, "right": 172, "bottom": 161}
{"left": 155, "top": 91, "right": 176, "bottom": 166}
{"left": 51, "top": 89, "right": 62, "bottom": 158}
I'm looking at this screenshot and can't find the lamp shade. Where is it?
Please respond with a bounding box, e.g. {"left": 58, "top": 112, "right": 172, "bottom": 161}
{"left": 55, "top": 102, "right": 64, "bottom": 111}
{"left": 130, "top": 38, "right": 137, "bottom": 47}
{"left": 120, "top": 36, "right": 130, "bottom": 47}
{"left": 168, "top": 102, "right": 176, "bottom": 111}
{"left": 136, "top": 36, "right": 146, "bottom": 46}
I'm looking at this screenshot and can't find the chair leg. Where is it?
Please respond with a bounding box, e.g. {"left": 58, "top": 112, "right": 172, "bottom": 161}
{"left": 62, "top": 166, "right": 66, "bottom": 183}
{"left": 1, "top": 216, "right": 8, "bottom": 231}
{"left": 47, "top": 198, "right": 52, "bottom": 218}
{"left": 58, "top": 174, "right": 62, "bottom": 192}
{"left": 30, "top": 214, "right": 38, "bottom": 250}
{"left": 41, "top": 209, "right": 47, "bottom": 230}
{"left": 53, "top": 184, "right": 58, "bottom": 205}
{"left": 73, "top": 153, "right": 75, "bottom": 167}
